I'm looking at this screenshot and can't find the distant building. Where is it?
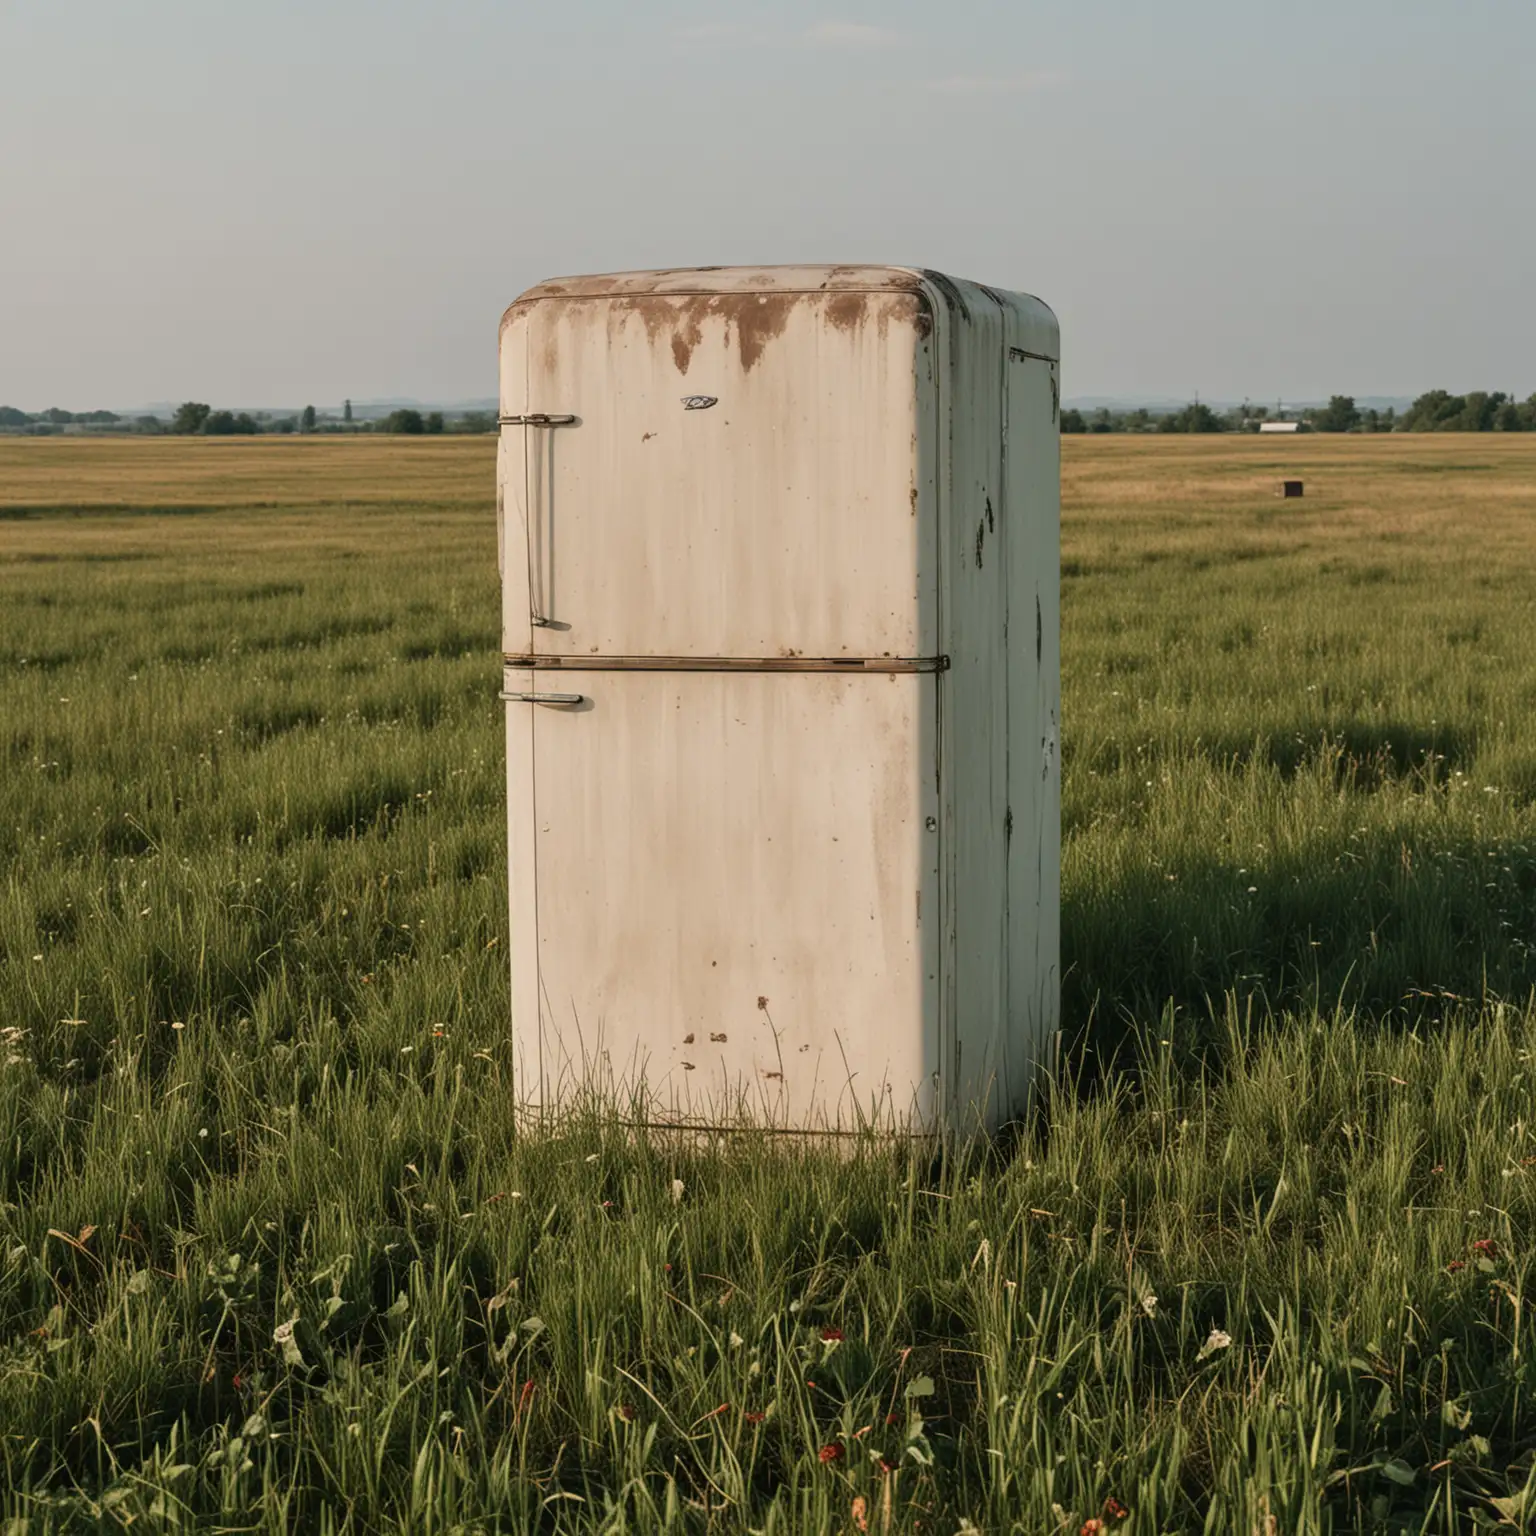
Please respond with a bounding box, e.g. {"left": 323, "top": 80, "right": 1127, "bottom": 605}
{"left": 1258, "top": 420, "right": 1310, "bottom": 434}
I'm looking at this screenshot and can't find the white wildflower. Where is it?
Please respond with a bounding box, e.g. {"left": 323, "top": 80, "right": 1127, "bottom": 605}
{"left": 1197, "top": 1328, "right": 1232, "bottom": 1361}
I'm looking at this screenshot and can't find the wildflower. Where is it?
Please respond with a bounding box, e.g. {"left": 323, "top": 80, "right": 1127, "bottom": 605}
{"left": 1472, "top": 1239, "right": 1498, "bottom": 1258}
{"left": 1103, "top": 1497, "right": 1130, "bottom": 1520}
{"left": 744, "top": 1410, "right": 765, "bottom": 1424}
{"left": 821, "top": 1325, "right": 845, "bottom": 1342}
{"left": 818, "top": 1442, "right": 844, "bottom": 1464}
{"left": 852, "top": 1495, "right": 869, "bottom": 1532}
{"left": 1447, "top": 1261, "right": 1465, "bottom": 1273}
{"left": 886, "top": 1413, "right": 901, "bottom": 1426}
{"left": 170, "top": 1021, "right": 185, "bottom": 1031}
{"left": 616, "top": 1402, "right": 636, "bottom": 1422}
{"left": 1196, "top": 1328, "right": 1232, "bottom": 1361}
{"left": 671, "top": 1179, "right": 685, "bottom": 1203}
{"left": 1081, "top": 1522, "right": 1104, "bottom": 1536}
{"left": 878, "top": 1456, "right": 898, "bottom": 1474}
{"left": 729, "top": 1331, "right": 745, "bottom": 1348}
{"left": 432, "top": 1024, "right": 445, "bottom": 1038}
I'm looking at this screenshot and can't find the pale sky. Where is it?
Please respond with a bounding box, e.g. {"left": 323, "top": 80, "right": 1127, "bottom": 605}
{"left": 3, "top": 0, "right": 1532, "bottom": 409}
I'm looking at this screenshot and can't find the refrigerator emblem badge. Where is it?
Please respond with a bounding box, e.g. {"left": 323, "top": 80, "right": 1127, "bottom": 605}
{"left": 681, "top": 395, "right": 718, "bottom": 410}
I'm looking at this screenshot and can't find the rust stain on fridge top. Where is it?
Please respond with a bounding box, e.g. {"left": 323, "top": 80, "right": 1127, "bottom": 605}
{"left": 498, "top": 265, "right": 1060, "bottom": 1137}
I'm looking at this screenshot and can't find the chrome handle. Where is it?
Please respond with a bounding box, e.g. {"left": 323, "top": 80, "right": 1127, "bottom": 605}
{"left": 500, "top": 691, "right": 585, "bottom": 706}
{"left": 503, "top": 414, "right": 576, "bottom": 629}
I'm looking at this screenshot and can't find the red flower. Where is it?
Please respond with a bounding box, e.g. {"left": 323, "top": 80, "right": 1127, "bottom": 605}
{"left": 744, "top": 1410, "right": 765, "bottom": 1424}
{"left": 616, "top": 1402, "right": 636, "bottom": 1422}
{"left": 806, "top": 1380, "right": 817, "bottom": 1390}
{"left": 1472, "top": 1239, "right": 1498, "bottom": 1258}
{"left": 1447, "top": 1260, "right": 1465, "bottom": 1273}
{"left": 821, "top": 1326, "right": 845, "bottom": 1342}
{"left": 818, "top": 1442, "right": 844, "bottom": 1464}
{"left": 1103, "top": 1497, "right": 1129, "bottom": 1520}
{"left": 232, "top": 1372, "right": 244, "bottom": 1391}
{"left": 878, "top": 1456, "right": 898, "bottom": 1475}
{"left": 1081, "top": 1522, "right": 1104, "bottom": 1536}
{"left": 885, "top": 1412, "right": 901, "bottom": 1426}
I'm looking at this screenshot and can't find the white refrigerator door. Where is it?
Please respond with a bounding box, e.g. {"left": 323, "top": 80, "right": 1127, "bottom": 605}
{"left": 500, "top": 288, "right": 936, "bottom": 661}
{"left": 505, "top": 666, "right": 942, "bottom": 1132}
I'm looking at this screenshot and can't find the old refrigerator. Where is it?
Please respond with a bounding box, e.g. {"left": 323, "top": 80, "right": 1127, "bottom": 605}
{"left": 498, "top": 265, "right": 1060, "bottom": 1135}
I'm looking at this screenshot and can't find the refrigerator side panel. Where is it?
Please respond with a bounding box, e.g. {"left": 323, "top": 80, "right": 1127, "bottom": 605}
{"left": 525, "top": 670, "right": 939, "bottom": 1133}
{"left": 1003, "top": 312, "right": 1062, "bottom": 1117}
{"left": 503, "top": 666, "right": 542, "bottom": 1112}
{"left": 928, "top": 279, "right": 1010, "bottom": 1133}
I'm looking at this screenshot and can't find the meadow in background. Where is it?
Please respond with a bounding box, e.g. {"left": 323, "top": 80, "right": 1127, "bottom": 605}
{"left": 1, "top": 436, "right": 1535, "bottom": 1531}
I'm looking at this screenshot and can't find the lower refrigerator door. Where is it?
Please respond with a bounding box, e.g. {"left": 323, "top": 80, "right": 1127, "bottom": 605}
{"left": 504, "top": 665, "right": 941, "bottom": 1133}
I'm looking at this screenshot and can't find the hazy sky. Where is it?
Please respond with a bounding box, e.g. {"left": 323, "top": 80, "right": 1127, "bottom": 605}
{"left": 3, "top": 0, "right": 1532, "bottom": 408}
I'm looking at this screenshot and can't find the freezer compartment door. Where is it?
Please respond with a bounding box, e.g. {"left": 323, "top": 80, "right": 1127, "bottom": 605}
{"left": 499, "top": 289, "right": 937, "bottom": 660}
{"left": 507, "top": 667, "right": 941, "bottom": 1133}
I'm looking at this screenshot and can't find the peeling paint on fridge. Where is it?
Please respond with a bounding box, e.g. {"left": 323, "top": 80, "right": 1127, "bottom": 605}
{"left": 498, "top": 265, "right": 1059, "bottom": 1136}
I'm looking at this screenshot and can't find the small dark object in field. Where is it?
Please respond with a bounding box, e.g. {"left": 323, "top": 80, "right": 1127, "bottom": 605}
{"left": 1277, "top": 479, "right": 1304, "bottom": 498}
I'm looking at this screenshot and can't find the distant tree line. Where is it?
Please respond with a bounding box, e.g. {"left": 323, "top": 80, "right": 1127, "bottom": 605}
{"left": 167, "top": 402, "right": 489, "bottom": 436}
{"left": 0, "top": 406, "right": 133, "bottom": 431}
{"left": 0, "top": 401, "right": 500, "bottom": 436}
{"left": 1061, "top": 390, "right": 1536, "bottom": 435}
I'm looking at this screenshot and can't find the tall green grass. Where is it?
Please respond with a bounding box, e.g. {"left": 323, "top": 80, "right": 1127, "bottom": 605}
{"left": 1, "top": 437, "right": 1534, "bottom": 1531}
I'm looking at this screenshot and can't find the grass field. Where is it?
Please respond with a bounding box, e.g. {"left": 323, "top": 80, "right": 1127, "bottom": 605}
{"left": 2, "top": 434, "right": 1536, "bottom": 1532}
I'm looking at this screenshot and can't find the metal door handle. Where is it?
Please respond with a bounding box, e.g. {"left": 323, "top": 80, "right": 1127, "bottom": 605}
{"left": 500, "top": 691, "right": 585, "bottom": 706}
{"left": 502, "top": 414, "right": 576, "bottom": 628}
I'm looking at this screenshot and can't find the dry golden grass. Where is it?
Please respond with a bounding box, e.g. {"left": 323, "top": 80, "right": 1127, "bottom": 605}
{"left": 7, "top": 430, "right": 1534, "bottom": 564}
{"left": 0, "top": 437, "right": 495, "bottom": 564}
{"left": 1062, "top": 432, "right": 1536, "bottom": 570}
{"left": 0, "top": 435, "right": 492, "bottom": 511}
